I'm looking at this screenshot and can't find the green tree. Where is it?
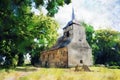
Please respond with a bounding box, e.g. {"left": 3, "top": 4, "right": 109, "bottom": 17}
{"left": 0, "top": 0, "right": 67, "bottom": 68}
{"left": 82, "top": 22, "right": 94, "bottom": 46}
{"left": 92, "top": 29, "right": 120, "bottom": 66}
{"left": 34, "top": 0, "right": 71, "bottom": 16}
{"left": 28, "top": 14, "right": 59, "bottom": 65}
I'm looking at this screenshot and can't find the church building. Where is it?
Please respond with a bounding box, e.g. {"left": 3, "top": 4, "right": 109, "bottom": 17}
{"left": 40, "top": 8, "right": 93, "bottom": 68}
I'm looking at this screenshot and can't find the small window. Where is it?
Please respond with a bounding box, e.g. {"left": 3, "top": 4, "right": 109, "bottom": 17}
{"left": 79, "top": 39, "right": 82, "bottom": 41}
{"left": 48, "top": 54, "right": 49, "bottom": 58}
{"left": 66, "top": 31, "right": 69, "bottom": 37}
{"left": 80, "top": 60, "right": 83, "bottom": 64}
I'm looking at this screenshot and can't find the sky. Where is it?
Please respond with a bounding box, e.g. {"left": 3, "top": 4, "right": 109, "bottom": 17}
{"left": 54, "top": 0, "right": 120, "bottom": 35}
{"left": 31, "top": 0, "right": 120, "bottom": 35}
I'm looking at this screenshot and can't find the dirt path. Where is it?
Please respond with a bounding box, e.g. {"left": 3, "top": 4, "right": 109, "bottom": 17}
{"left": 4, "top": 71, "right": 32, "bottom": 80}
{"left": 4, "top": 67, "right": 40, "bottom": 80}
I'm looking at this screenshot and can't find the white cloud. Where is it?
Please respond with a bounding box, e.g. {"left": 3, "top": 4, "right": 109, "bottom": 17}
{"left": 55, "top": 0, "right": 120, "bottom": 36}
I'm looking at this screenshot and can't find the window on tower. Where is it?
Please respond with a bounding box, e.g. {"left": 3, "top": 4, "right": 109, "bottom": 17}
{"left": 66, "top": 31, "right": 69, "bottom": 37}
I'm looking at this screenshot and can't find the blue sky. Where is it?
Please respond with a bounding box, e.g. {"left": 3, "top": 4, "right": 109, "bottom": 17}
{"left": 54, "top": 0, "right": 120, "bottom": 35}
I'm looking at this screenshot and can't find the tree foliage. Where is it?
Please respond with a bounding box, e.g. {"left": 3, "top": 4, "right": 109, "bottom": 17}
{"left": 82, "top": 22, "right": 120, "bottom": 66}
{"left": 82, "top": 22, "right": 94, "bottom": 46}
{"left": 28, "top": 15, "right": 59, "bottom": 65}
{"left": 0, "top": 0, "right": 60, "bottom": 67}
{"left": 34, "top": 0, "right": 71, "bottom": 16}
{"left": 92, "top": 29, "right": 120, "bottom": 66}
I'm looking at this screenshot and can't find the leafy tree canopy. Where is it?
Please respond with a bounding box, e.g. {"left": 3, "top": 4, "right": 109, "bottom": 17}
{"left": 81, "top": 23, "right": 120, "bottom": 66}
{"left": 0, "top": 0, "right": 61, "bottom": 67}
{"left": 81, "top": 22, "right": 94, "bottom": 46}
{"left": 34, "top": 0, "right": 71, "bottom": 16}
{"left": 92, "top": 29, "right": 120, "bottom": 66}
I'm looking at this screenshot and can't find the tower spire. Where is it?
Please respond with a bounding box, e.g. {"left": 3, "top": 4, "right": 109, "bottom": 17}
{"left": 72, "top": 6, "right": 75, "bottom": 20}
{"left": 63, "top": 4, "right": 80, "bottom": 29}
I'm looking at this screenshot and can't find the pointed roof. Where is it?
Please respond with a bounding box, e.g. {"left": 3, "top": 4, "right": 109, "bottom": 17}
{"left": 63, "top": 7, "right": 80, "bottom": 29}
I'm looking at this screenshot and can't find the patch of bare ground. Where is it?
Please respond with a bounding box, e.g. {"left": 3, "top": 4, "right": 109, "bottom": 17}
{"left": 4, "top": 67, "right": 40, "bottom": 80}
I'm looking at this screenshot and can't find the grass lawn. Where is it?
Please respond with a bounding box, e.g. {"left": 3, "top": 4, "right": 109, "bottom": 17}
{"left": 0, "top": 66, "right": 120, "bottom": 80}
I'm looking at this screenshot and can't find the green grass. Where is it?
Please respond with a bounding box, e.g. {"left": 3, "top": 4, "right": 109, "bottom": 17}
{"left": 0, "top": 67, "right": 120, "bottom": 80}
{"left": 0, "top": 68, "right": 16, "bottom": 80}
{"left": 19, "top": 67, "right": 120, "bottom": 80}
{"left": 0, "top": 69, "right": 6, "bottom": 80}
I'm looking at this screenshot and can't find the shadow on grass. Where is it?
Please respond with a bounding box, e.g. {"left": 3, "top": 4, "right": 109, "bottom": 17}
{"left": 107, "top": 66, "right": 120, "bottom": 69}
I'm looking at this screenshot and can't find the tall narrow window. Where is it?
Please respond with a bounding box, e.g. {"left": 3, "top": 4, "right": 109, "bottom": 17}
{"left": 48, "top": 54, "right": 49, "bottom": 59}
{"left": 66, "top": 31, "right": 69, "bottom": 37}
{"left": 80, "top": 60, "right": 83, "bottom": 64}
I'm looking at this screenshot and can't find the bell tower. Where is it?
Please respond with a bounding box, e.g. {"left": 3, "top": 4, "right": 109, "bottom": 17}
{"left": 63, "top": 7, "right": 93, "bottom": 66}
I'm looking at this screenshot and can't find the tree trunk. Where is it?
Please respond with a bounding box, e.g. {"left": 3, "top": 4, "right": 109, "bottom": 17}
{"left": 18, "top": 54, "right": 24, "bottom": 66}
